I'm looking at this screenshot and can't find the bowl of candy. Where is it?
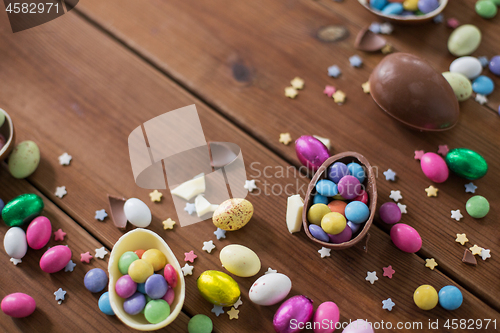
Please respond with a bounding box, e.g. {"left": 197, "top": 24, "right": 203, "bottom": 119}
{"left": 108, "top": 229, "right": 185, "bottom": 331}
{"left": 302, "top": 152, "right": 377, "bottom": 250}
{"left": 0, "top": 108, "right": 15, "bottom": 162}
{"left": 358, "top": 0, "right": 448, "bottom": 24}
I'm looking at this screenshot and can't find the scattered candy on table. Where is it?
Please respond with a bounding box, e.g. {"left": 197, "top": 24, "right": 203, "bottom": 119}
{"left": 211, "top": 305, "right": 224, "bottom": 316}
{"left": 464, "top": 182, "right": 477, "bottom": 193}
{"left": 10, "top": 258, "right": 22, "bottom": 265}
{"left": 249, "top": 273, "right": 291, "bottom": 306}
{"left": 425, "top": 185, "right": 438, "bottom": 197}
{"left": 390, "top": 223, "right": 422, "bottom": 253}
{"left": 469, "top": 244, "right": 482, "bottom": 255}
{"left": 188, "top": 314, "right": 213, "bottom": 333}
{"left": 332, "top": 90, "right": 346, "bottom": 104}
{"left": 383, "top": 265, "right": 395, "bottom": 278}
{"left": 284, "top": 86, "right": 298, "bottom": 99}
{"left": 451, "top": 209, "right": 463, "bottom": 221}
{"left": 84, "top": 268, "right": 108, "bottom": 293}
{"left": 383, "top": 168, "right": 396, "bottom": 181}
{"left": 227, "top": 307, "right": 239, "bottom": 320}
{"left": 149, "top": 190, "right": 163, "bottom": 202}
{"left": 243, "top": 179, "right": 257, "bottom": 192}
{"left": 58, "top": 152, "right": 72, "bottom": 165}
{"left": 365, "top": 271, "right": 378, "bottom": 284}
{"left": 382, "top": 298, "right": 395, "bottom": 311}
{"left": 323, "top": 85, "right": 336, "bottom": 97}
{"left": 54, "top": 228, "right": 66, "bottom": 241}
{"left": 81, "top": 251, "right": 93, "bottom": 263}
{"left": 362, "top": 81, "right": 370, "bottom": 93}
{"left": 438, "top": 286, "right": 463, "bottom": 310}
{"left": 184, "top": 202, "right": 196, "bottom": 215}
{"left": 465, "top": 195, "right": 489, "bottom": 218}
{"left": 397, "top": 203, "right": 407, "bottom": 214}
{"left": 327, "top": 65, "right": 341, "bottom": 78}
{"left": 95, "top": 246, "right": 108, "bottom": 259}
{"left": 389, "top": 190, "right": 402, "bottom": 202}
{"left": 4, "top": 227, "right": 27, "bottom": 259}
{"left": 233, "top": 297, "right": 243, "bottom": 308}
{"left": 26, "top": 216, "right": 52, "bottom": 250}
{"left": 202, "top": 240, "right": 216, "bottom": 253}
{"left": 318, "top": 247, "right": 331, "bottom": 258}
{"left": 379, "top": 202, "right": 401, "bottom": 224}
{"left": 162, "top": 218, "right": 176, "bottom": 229}
{"left": 212, "top": 198, "right": 253, "bottom": 231}
{"left": 413, "top": 285, "right": 438, "bottom": 310}
{"left": 55, "top": 186, "right": 67, "bottom": 198}
{"left": 279, "top": 132, "right": 292, "bottom": 145}
{"left": 455, "top": 233, "right": 469, "bottom": 245}
{"left": 475, "top": 0, "right": 498, "bottom": 18}
{"left": 123, "top": 198, "right": 152, "bottom": 227}
{"left": 273, "top": 295, "right": 313, "bottom": 333}
{"left": 446, "top": 148, "right": 488, "bottom": 180}
{"left": 95, "top": 209, "right": 108, "bottom": 221}
{"left": 40, "top": 245, "right": 72, "bottom": 273}
{"left": 414, "top": 150, "right": 425, "bottom": 160}
{"left": 98, "top": 292, "right": 115, "bottom": 316}
{"left": 181, "top": 263, "right": 194, "bottom": 276}
{"left": 447, "top": 18, "right": 460, "bottom": 29}
{"left": 197, "top": 270, "right": 240, "bottom": 306}
{"left": 266, "top": 267, "right": 278, "bottom": 274}
{"left": 463, "top": 249, "right": 477, "bottom": 265}
{"left": 54, "top": 288, "right": 67, "bottom": 304}
{"left": 213, "top": 228, "right": 226, "bottom": 240}
{"left": 480, "top": 248, "right": 491, "bottom": 260}
{"left": 448, "top": 24, "right": 481, "bottom": 57}
{"left": 425, "top": 258, "right": 438, "bottom": 270}
{"left": 290, "top": 77, "right": 304, "bottom": 90}
{"left": 220, "top": 244, "right": 261, "bottom": 277}
{"left": 64, "top": 260, "right": 76, "bottom": 272}
{"left": 312, "top": 301, "right": 339, "bottom": 330}
{"left": 2, "top": 193, "right": 44, "bottom": 227}
{"left": 184, "top": 250, "right": 197, "bottom": 263}
{"left": 8, "top": 140, "right": 40, "bottom": 179}
{"left": 1, "top": 293, "right": 36, "bottom": 318}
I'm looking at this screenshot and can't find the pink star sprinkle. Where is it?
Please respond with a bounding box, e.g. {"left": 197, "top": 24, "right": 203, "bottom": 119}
{"left": 184, "top": 250, "right": 197, "bottom": 263}
{"left": 54, "top": 229, "right": 66, "bottom": 241}
{"left": 80, "top": 252, "right": 93, "bottom": 263}
{"left": 447, "top": 18, "right": 459, "bottom": 29}
{"left": 323, "top": 85, "right": 336, "bottom": 97}
{"left": 414, "top": 150, "right": 425, "bottom": 160}
{"left": 438, "top": 145, "right": 449, "bottom": 156}
{"left": 383, "top": 265, "right": 395, "bottom": 279}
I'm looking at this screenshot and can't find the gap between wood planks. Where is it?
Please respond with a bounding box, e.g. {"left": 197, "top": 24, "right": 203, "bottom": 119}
{"left": 48, "top": 7, "right": 499, "bottom": 313}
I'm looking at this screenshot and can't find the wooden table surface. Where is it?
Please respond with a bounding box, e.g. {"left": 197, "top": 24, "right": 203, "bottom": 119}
{"left": 1, "top": 0, "right": 499, "bottom": 332}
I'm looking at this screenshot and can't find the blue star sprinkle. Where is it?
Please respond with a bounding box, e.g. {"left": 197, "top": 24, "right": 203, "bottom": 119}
{"left": 184, "top": 202, "right": 196, "bottom": 215}
{"left": 211, "top": 305, "right": 224, "bottom": 317}
{"left": 95, "top": 209, "right": 108, "bottom": 221}
{"left": 478, "top": 56, "right": 489, "bottom": 68}
{"left": 369, "top": 22, "right": 381, "bottom": 34}
{"left": 64, "top": 260, "right": 76, "bottom": 272}
{"left": 383, "top": 169, "right": 396, "bottom": 181}
{"left": 214, "top": 228, "right": 226, "bottom": 240}
{"left": 349, "top": 55, "right": 363, "bottom": 68}
{"left": 54, "top": 288, "right": 67, "bottom": 303}
{"left": 433, "top": 14, "right": 443, "bottom": 23}
{"left": 464, "top": 182, "right": 477, "bottom": 193}
{"left": 382, "top": 298, "right": 395, "bottom": 311}
{"left": 327, "top": 65, "right": 341, "bottom": 78}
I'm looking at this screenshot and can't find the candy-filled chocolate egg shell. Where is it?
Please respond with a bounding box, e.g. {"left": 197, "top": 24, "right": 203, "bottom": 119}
{"left": 369, "top": 53, "right": 459, "bottom": 131}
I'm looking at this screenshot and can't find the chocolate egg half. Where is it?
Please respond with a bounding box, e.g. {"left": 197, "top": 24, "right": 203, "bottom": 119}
{"left": 369, "top": 53, "right": 459, "bottom": 131}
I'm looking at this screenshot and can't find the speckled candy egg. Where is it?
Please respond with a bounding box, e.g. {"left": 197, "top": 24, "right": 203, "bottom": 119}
{"left": 197, "top": 270, "right": 240, "bottom": 306}
{"left": 26, "top": 216, "right": 52, "bottom": 250}
{"left": 390, "top": 223, "right": 422, "bottom": 253}
{"left": 8, "top": 140, "right": 40, "bottom": 179}
{"left": 1, "top": 193, "right": 44, "bottom": 227}
{"left": 212, "top": 198, "right": 253, "bottom": 231}
{"left": 3, "top": 227, "right": 27, "bottom": 259}
{"left": 445, "top": 148, "right": 487, "bottom": 180}
{"left": 420, "top": 152, "right": 449, "bottom": 183}
{"left": 249, "top": 273, "right": 292, "bottom": 306}
{"left": 448, "top": 25, "right": 481, "bottom": 56}
{"left": 273, "top": 295, "right": 314, "bottom": 333}
{"left": 39, "top": 245, "right": 72, "bottom": 273}
{"left": 219, "top": 244, "right": 261, "bottom": 277}
{"left": 442, "top": 72, "right": 473, "bottom": 102}
{"left": 313, "top": 301, "right": 339, "bottom": 333}
{"left": 1, "top": 293, "right": 36, "bottom": 318}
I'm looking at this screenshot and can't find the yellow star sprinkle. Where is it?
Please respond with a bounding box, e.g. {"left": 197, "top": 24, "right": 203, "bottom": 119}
{"left": 381, "top": 43, "right": 393, "bottom": 54}
{"left": 279, "top": 133, "right": 292, "bottom": 145}
{"left": 425, "top": 185, "right": 438, "bottom": 197}
{"left": 469, "top": 244, "right": 482, "bottom": 255}
{"left": 285, "top": 86, "right": 298, "bottom": 99}
{"left": 362, "top": 81, "right": 370, "bottom": 94}
{"left": 425, "top": 258, "right": 438, "bottom": 270}
{"left": 455, "top": 233, "right": 468, "bottom": 246}
{"left": 162, "top": 218, "right": 176, "bottom": 230}
{"left": 149, "top": 190, "right": 163, "bottom": 202}
{"left": 332, "top": 90, "right": 346, "bottom": 104}
{"left": 290, "top": 77, "right": 304, "bottom": 90}
{"left": 227, "top": 307, "right": 239, "bottom": 320}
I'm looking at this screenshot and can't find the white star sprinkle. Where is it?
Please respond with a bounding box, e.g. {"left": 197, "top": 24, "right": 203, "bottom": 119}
{"left": 318, "top": 247, "right": 331, "bottom": 258}
{"left": 383, "top": 169, "right": 396, "bottom": 181}
{"left": 202, "top": 240, "right": 216, "bottom": 253}
{"left": 95, "top": 209, "right": 108, "bottom": 221}
{"left": 233, "top": 297, "right": 243, "bottom": 309}
{"left": 181, "top": 263, "right": 194, "bottom": 276}
{"left": 397, "top": 203, "right": 407, "bottom": 214}
{"left": 64, "top": 260, "right": 76, "bottom": 272}
{"left": 451, "top": 209, "right": 463, "bottom": 221}
{"left": 211, "top": 305, "right": 224, "bottom": 317}
{"left": 10, "top": 258, "right": 22, "bottom": 265}
{"left": 265, "top": 267, "right": 278, "bottom": 274}
{"left": 58, "top": 152, "right": 72, "bottom": 165}
{"left": 365, "top": 271, "right": 378, "bottom": 284}
{"left": 480, "top": 248, "right": 491, "bottom": 261}
{"left": 389, "top": 190, "right": 402, "bottom": 202}
{"left": 380, "top": 22, "right": 393, "bottom": 34}
{"left": 243, "top": 180, "right": 257, "bottom": 192}
{"left": 95, "top": 246, "right": 108, "bottom": 259}
{"left": 214, "top": 228, "right": 226, "bottom": 240}
{"left": 55, "top": 186, "right": 67, "bottom": 198}
{"left": 475, "top": 94, "right": 488, "bottom": 105}
{"left": 382, "top": 298, "right": 395, "bottom": 311}
{"left": 184, "top": 202, "right": 196, "bottom": 215}
{"left": 465, "top": 182, "right": 477, "bottom": 193}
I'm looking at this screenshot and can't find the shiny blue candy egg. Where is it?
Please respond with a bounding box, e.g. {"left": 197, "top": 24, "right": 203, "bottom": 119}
{"left": 439, "top": 286, "right": 463, "bottom": 311}
{"left": 472, "top": 76, "right": 494, "bottom": 96}
{"left": 98, "top": 292, "right": 115, "bottom": 315}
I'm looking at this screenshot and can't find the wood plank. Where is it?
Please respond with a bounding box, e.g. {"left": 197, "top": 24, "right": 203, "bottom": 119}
{"left": 0, "top": 8, "right": 498, "bottom": 333}
{"left": 71, "top": 0, "right": 500, "bottom": 309}
{"left": 0, "top": 167, "right": 190, "bottom": 332}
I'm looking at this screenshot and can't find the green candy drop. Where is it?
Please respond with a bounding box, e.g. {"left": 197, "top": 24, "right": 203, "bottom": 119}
{"left": 445, "top": 148, "right": 487, "bottom": 180}
{"left": 2, "top": 193, "right": 44, "bottom": 227}
{"left": 188, "top": 314, "right": 213, "bottom": 333}
{"left": 466, "top": 195, "right": 490, "bottom": 218}
{"left": 475, "top": 0, "right": 497, "bottom": 19}
{"left": 144, "top": 299, "right": 170, "bottom": 324}
{"left": 118, "top": 251, "right": 139, "bottom": 275}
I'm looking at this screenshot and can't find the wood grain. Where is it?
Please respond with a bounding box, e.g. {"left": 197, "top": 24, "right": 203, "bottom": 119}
{"left": 0, "top": 166, "right": 190, "bottom": 333}
{"left": 70, "top": 0, "right": 500, "bottom": 310}
{"left": 0, "top": 7, "right": 498, "bottom": 332}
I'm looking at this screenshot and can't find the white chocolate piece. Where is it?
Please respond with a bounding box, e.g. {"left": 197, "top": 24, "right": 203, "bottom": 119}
{"left": 194, "top": 194, "right": 213, "bottom": 217}
{"left": 171, "top": 175, "right": 206, "bottom": 200}
{"left": 286, "top": 195, "right": 304, "bottom": 233}
{"left": 313, "top": 135, "right": 331, "bottom": 150}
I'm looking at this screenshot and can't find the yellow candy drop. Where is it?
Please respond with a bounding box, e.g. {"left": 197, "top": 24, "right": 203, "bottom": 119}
{"left": 413, "top": 285, "right": 438, "bottom": 310}
{"left": 307, "top": 204, "right": 331, "bottom": 226}
{"left": 321, "top": 212, "right": 346, "bottom": 235}
{"left": 403, "top": 0, "right": 419, "bottom": 11}
{"left": 128, "top": 259, "right": 154, "bottom": 283}
{"left": 142, "top": 249, "right": 167, "bottom": 271}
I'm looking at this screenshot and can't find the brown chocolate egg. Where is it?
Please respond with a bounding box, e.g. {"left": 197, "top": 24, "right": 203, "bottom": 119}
{"left": 369, "top": 53, "right": 459, "bottom": 131}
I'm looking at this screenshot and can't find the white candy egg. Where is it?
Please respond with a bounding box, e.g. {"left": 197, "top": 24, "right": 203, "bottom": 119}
{"left": 249, "top": 273, "right": 292, "bottom": 306}
{"left": 123, "top": 198, "right": 152, "bottom": 228}
{"left": 449, "top": 56, "right": 482, "bottom": 80}
{"left": 3, "top": 227, "right": 28, "bottom": 259}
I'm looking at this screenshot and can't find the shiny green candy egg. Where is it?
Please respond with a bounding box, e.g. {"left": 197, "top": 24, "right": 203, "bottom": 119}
{"left": 475, "top": 0, "right": 497, "bottom": 19}
{"left": 188, "top": 314, "right": 213, "bottom": 333}
{"left": 445, "top": 148, "right": 487, "bottom": 180}
{"left": 466, "top": 196, "right": 490, "bottom": 218}
{"left": 2, "top": 194, "right": 44, "bottom": 227}
{"left": 197, "top": 270, "right": 240, "bottom": 306}
{"left": 144, "top": 299, "right": 170, "bottom": 324}
{"left": 8, "top": 140, "right": 40, "bottom": 179}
